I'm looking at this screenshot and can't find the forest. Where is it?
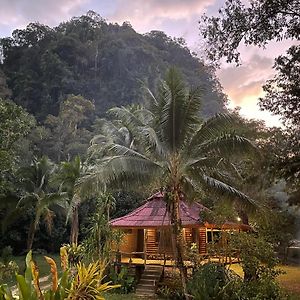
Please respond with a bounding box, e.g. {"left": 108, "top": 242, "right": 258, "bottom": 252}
{"left": 0, "top": 4, "right": 299, "bottom": 300}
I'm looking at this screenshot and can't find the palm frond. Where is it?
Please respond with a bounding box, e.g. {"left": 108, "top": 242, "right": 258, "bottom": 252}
{"left": 76, "top": 155, "right": 162, "bottom": 199}
{"left": 180, "top": 86, "right": 203, "bottom": 144}
{"left": 197, "top": 133, "right": 259, "bottom": 158}
{"left": 189, "top": 113, "right": 239, "bottom": 148}
{"left": 159, "top": 68, "right": 187, "bottom": 151}
{"left": 201, "top": 175, "right": 258, "bottom": 211}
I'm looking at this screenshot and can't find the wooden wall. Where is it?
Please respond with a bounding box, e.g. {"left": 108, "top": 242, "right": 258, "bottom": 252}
{"left": 199, "top": 227, "right": 207, "bottom": 255}
{"left": 119, "top": 229, "right": 138, "bottom": 253}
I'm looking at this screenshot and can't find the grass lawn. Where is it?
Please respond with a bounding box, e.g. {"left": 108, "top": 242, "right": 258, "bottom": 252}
{"left": 229, "top": 263, "right": 300, "bottom": 297}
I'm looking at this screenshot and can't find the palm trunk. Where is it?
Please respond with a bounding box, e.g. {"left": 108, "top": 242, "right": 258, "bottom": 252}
{"left": 70, "top": 205, "right": 79, "bottom": 244}
{"left": 27, "top": 220, "right": 37, "bottom": 251}
{"left": 170, "top": 191, "right": 189, "bottom": 300}
{"left": 239, "top": 210, "right": 249, "bottom": 225}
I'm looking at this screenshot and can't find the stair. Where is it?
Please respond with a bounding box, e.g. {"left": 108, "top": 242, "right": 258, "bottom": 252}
{"left": 146, "top": 229, "right": 158, "bottom": 257}
{"left": 135, "top": 265, "right": 163, "bottom": 299}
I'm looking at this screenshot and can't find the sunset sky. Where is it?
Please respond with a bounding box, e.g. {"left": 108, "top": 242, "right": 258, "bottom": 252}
{"left": 0, "top": 0, "right": 296, "bottom": 127}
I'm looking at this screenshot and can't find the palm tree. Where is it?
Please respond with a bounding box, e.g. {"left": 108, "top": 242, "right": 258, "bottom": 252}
{"left": 56, "top": 155, "right": 84, "bottom": 244}
{"left": 18, "top": 156, "right": 66, "bottom": 251}
{"left": 79, "top": 68, "right": 258, "bottom": 298}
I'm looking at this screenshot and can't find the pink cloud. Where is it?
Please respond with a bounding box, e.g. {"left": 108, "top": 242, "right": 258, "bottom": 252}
{"left": 109, "top": 0, "right": 215, "bottom": 32}
{"left": 217, "top": 54, "right": 274, "bottom": 105}
{"left": 0, "top": 0, "right": 88, "bottom": 29}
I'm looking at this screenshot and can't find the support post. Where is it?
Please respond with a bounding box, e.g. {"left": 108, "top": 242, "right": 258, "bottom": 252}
{"left": 144, "top": 229, "right": 147, "bottom": 266}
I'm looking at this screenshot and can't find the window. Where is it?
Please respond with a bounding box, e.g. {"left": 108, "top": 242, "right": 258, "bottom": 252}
{"left": 207, "top": 229, "right": 221, "bottom": 244}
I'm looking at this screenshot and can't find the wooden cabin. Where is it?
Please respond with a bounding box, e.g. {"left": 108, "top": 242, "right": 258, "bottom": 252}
{"left": 110, "top": 192, "right": 250, "bottom": 265}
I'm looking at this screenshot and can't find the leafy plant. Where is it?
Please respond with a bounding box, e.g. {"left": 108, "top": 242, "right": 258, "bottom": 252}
{"left": 80, "top": 68, "right": 258, "bottom": 299}
{"left": 0, "top": 250, "right": 119, "bottom": 300}
{"left": 187, "top": 263, "right": 239, "bottom": 300}
{"left": 63, "top": 243, "right": 85, "bottom": 266}
{"left": 157, "top": 270, "right": 183, "bottom": 300}
{"left": 67, "top": 261, "right": 119, "bottom": 300}
{"left": 0, "top": 246, "right": 18, "bottom": 281}
{"left": 108, "top": 266, "right": 135, "bottom": 294}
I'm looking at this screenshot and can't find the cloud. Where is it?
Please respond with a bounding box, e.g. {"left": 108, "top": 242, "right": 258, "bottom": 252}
{"left": 109, "top": 0, "right": 215, "bottom": 32}
{"left": 0, "top": 0, "right": 88, "bottom": 33}
{"left": 218, "top": 54, "right": 274, "bottom": 105}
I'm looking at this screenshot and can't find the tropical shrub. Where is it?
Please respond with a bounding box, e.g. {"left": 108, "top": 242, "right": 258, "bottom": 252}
{"left": 108, "top": 266, "right": 135, "bottom": 294}
{"left": 0, "top": 250, "right": 119, "bottom": 300}
{"left": 64, "top": 243, "right": 85, "bottom": 266}
{"left": 157, "top": 269, "right": 183, "bottom": 300}
{"left": 187, "top": 263, "right": 240, "bottom": 300}
{"left": 0, "top": 246, "right": 18, "bottom": 281}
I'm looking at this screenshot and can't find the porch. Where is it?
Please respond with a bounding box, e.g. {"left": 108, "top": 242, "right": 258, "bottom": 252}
{"left": 113, "top": 251, "right": 241, "bottom": 267}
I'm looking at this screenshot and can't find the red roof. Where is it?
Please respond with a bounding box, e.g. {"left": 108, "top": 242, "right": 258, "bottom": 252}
{"left": 110, "top": 192, "right": 207, "bottom": 228}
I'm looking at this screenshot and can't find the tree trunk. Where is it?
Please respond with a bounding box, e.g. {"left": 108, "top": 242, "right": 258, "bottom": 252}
{"left": 70, "top": 205, "right": 79, "bottom": 244}
{"left": 27, "top": 220, "right": 37, "bottom": 251}
{"left": 239, "top": 210, "right": 249, "bottom": 225}
{"left": 170, "top": 192, "right": 189, "bottom": 300}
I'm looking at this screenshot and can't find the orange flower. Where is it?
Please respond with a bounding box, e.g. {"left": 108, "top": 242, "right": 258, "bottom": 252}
{"left": 30, "top": 260, "right": 43, "bottom": 300}
{"left": 60, "top": 246, "right": 68, "bottom": 271}
{"left": 44, "top": 256, "right": 58, "bottom": 292}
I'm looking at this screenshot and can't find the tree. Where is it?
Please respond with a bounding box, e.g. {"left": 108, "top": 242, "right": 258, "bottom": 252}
{"left": 79, "top": 69, "right": 258, "bottom": 298}
{"left": 56, "top": 155, "right": 84, "bottom": 244}
{"left": 17, "top": 156, "right": 65, "bottom": 250}
{"left": 200, "top": 0, "right": 300, "bottom": 205}
{"left": 0, "top": 99, "right": 35, "bottom": 195}
{"left": 200, "top": 0, "right": 299, "bottom": 65}
{"left": 1, "top": 11, "right": 227, "bottom": 120}
{"left": 44, "top": 94, "right": 94, "bottom": 162}
{"left": 0, "top": 69, "right": 11, "bottom": 99}
{"left": 200, "top": 0, "right": 299, "bottom": 124}
{"left": 259, "top": 45, "right": 300, "bottom": 127}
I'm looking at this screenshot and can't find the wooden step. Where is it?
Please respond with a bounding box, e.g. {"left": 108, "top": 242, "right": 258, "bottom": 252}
{"left": 135, "top": 265, "right": 162, "bottom": 298}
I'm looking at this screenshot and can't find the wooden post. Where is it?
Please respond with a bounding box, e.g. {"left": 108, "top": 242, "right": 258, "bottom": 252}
{"left": 144, "top": 229, "right": 147, "bottom": 266}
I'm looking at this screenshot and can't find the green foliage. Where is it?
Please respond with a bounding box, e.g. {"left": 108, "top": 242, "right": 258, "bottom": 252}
{"left": 82, "top": 196, "right": 123, "bottom": 261}
{"left": 63, "top": 243, "right": 85, "bottom": 266}
{"left": 1, "top": 246, "right": 13, "bottom": 265}
{"left": 188, "top": 263, "right": 240, "bottom": 300}
{"left": 259, "top": 45, "right": 300, "bottom": 127}
{"left": 44, "top": 95, "right": 95, "bottom": 161}
{"left": 0, "top": 99, "right": 35, "bottom": 154}
{"left": 108, "top": 266, "right": 135, "bottom": 294}
{"left": 200, "top": 0, "right": 300, "bottom": 205}
{"left": 200, "top": 0, "right": 299, "bottom": 65}
{"left": 79, "top": 68, "right": 257, "bottom": 296}
{"left": 0, "top": 247, "right": 18, "bottom": 282}
{"left": 157, "top": 270, "right": 183, "bottom": 300}
{"left": 231, "top": 232, "right": 281, "bottom": 281}
{"left": 17, "top": 156, "right": 67, "bottom": 250}
{"left": 0, "top": 251, "right": 118, "bottom": 300}
{"left": 0, "top": 99, "right": 35, "bottom": 195}
{"left": 0, "top": 69, "right": 11, "bottom": 99}
{"left": 0, "top": 12, "right": 226, "bottom": 121}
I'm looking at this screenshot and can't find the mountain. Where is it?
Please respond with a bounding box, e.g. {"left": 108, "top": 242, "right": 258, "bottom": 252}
{"left": 0, "top": 11, "right": 226, "bottom": 121}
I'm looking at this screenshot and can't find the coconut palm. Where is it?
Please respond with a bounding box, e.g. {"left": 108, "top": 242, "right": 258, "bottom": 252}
{"left": 79, "top": 68, "right": 258, "bottom": 298}
{"left": 56, "top": 155, "right": 83, "bottom": 245}
{"left": 18, "top": 156, "right": 66, "bottom": 251}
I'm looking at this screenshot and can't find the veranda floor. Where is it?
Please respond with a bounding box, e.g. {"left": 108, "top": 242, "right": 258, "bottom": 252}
{"left": 119, "top": 256, "right": 240, "bottom": 267}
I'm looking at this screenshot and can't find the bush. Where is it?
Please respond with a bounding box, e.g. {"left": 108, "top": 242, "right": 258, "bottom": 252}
{"left": 108, "top": 266, "right": 136, "bottom": 294}
{"left": 0, "top": 250, "right": 119, "bottom": 299}
{"left": 188, "top": 263, "right": 240, "bottom": 300}
{"left": 157, "top": 269, "right": 183, "bottom": 299}
{"left": 0, "top": 246, "right": 18, "bottom": 281}
{"left": 1, "top": 246, "right": 13, "bottom": 264}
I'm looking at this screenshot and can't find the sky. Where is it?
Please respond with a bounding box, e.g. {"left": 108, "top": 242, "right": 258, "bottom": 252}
{"left": 0, "top": 0, "right": 296, "bottom": 127}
